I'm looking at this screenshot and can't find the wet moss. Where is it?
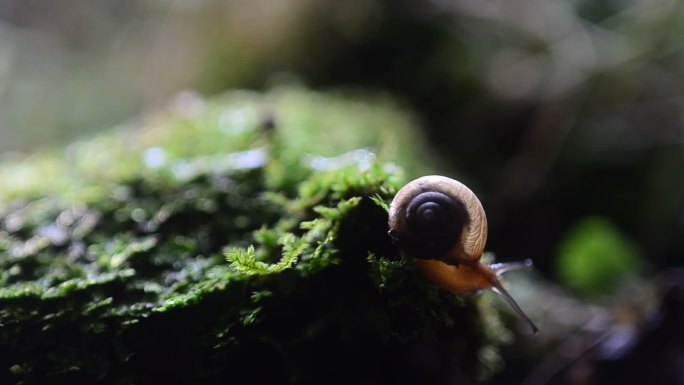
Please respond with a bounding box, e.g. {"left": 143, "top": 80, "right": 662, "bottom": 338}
{"left": 0, "top": 87, "right": 504, "bottom": 384}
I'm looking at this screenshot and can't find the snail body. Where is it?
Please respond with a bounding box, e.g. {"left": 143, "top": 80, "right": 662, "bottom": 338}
{"left": 388, "top": 175, "right": 538, "bottom": 333}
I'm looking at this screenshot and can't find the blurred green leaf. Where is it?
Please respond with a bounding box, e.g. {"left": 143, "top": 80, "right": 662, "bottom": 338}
{"left": 556, "top": 216, "right": 642, "bottom": 297}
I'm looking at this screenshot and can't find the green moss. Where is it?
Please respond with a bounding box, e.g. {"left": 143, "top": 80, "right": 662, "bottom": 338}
{"left": 0, "top": 87, "right": 503, "bottom": 384}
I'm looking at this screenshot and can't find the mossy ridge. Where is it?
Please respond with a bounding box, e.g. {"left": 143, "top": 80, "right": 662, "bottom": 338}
{"left": 0, "top": 86, "right": 431, "bottom": 205}
{"left": 0, "top": 88, "right": 500, "bottom": 384}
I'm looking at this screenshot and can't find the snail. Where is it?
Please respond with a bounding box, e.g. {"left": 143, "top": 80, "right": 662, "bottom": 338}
{"left": 388, "top": 175, "right": 539, "bottom": 333}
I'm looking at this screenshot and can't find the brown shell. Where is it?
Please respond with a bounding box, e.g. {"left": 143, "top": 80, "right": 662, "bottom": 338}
{"left": 388, "top": 175, "right": 487, "bottom": 263}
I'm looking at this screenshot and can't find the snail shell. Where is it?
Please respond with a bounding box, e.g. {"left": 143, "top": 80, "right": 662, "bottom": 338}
{"left": 388, "top": 175, "right": 487, "bottom": 264}
{"left": 388, "top": 175, "right": 538, "bottom": 333}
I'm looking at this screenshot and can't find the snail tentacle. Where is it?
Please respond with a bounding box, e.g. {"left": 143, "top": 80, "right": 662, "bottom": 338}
{"left": 491, "top": 282, "right": 539, "bottom": 334}
{"left": 490, "top": 258, "right": 534, "bottom": 276}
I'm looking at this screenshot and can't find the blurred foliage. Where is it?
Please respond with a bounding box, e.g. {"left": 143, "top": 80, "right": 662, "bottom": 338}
{"left": 556, "top": 216, "right": 643, "bottom": 297}
{"left": 2, "top": 0, "right": 683, "bottom": 272}
{"left": 0, "top": 86, "right": 432, "bottom": 203}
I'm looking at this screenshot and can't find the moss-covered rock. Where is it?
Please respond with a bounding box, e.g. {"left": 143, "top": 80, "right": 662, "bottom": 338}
{"left": 0, "top": 87, "right": 504, "bottom": 384}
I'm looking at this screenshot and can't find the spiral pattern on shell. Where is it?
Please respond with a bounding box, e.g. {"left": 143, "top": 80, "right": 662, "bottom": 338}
{"left": 388, "top": 175, "right": 488, "bottom": 262}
